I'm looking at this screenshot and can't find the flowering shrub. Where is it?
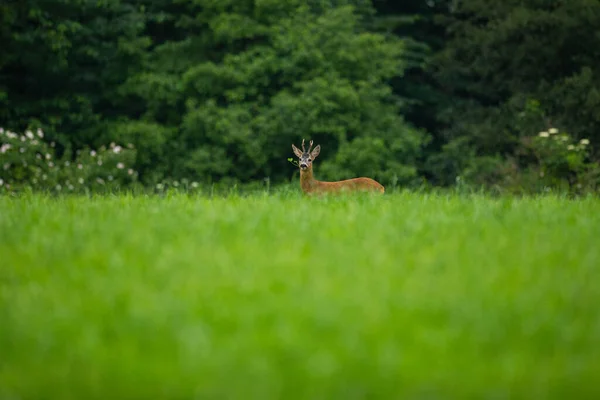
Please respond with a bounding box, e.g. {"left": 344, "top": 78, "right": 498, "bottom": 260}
{"left": 0, "top": 127, "right": 138, "bottom": 194}
{"left": 522, "top": 127, "right": 598, "bottom": 192}
{"left": 531, "top": 128, "right": 588, "bottom": 173}
{"left": 451, "top": 123, "right": 599, "bottom": 195}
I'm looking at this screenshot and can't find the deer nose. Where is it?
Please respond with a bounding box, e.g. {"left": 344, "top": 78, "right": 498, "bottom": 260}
{"left": 300, "top": 163, "right": 308, "bottom": 169}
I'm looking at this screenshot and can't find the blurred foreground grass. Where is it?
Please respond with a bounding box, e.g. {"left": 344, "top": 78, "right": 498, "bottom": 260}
{"left": 1, "top": 191, "right": 599, "bottom": 399}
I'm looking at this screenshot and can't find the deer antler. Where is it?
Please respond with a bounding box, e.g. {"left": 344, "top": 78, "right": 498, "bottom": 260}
{"left": 308, "top": 140, "right": 314, "bottom": 154}
{"left": 301, "top": 139, "right": 306, "bottom": 153}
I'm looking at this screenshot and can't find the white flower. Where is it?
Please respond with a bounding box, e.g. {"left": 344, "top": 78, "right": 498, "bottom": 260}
{"left": 538, "top": 131, "right": 549, "bottom": 138}
{"left": 42, "top": 174, "right": 47, "bottom": 180}
{"left": 113, "top": 145, "right": 122, "bottom": 154}
{"left": 0, "top": 128, "right": 3, "bottom": 134}
{"left": 156, "top": 183, "right": 164, "bottom": 190}
{"left": 127, "top": 168, "right": 134, "bottom": 175}
{"left": 36, "top": 154, "right": 42, "bottom": 159}
{"left": 64, "top": 161, "right": 70, "bottom": 167}
{"left": 31, "top": 140, "right": 38, "bottom": 145}
{"left": 0, "top": 144, "right": 10, "bottom": 153}
{"left": 78, "top": 164, "right": 83, "bottom": 169}
{"left": 48, "top": 162, "right": 54, "bottom": 168}
{"left": 56, "top": 184, "right": 62, "bottom": 191}
{"left": 37, "top": 128, "right": 44, "bottom": 138}
{"left": 97, "top": 160, "right": 103, "bottom": 166}
{"left": 78, "top": 178, "right": 84, "bottom": 184}
{"left": 191, "top": 181, "right": 199, "bottom": 188}
{"left": 110, "top": 142, "right": 116, "bottom": 148}
{"left": 173, "top": 180, "right": 179, "bottom": 187}
{"left": 68, "top": 184, "right": 74, "bottom": 190}
{"left": 108, "top": 175, "right": 113, "bottom": 181}
{"left": 20, "top": 136, "right": 25, "bottom": 142}
{"left": 127, "top": 143, "right": 134, "bottom": 149}
{"left": 45, "top": 153, "right": 51, "bottom": 160}
{"left": 96, "top": 178, "right": 105, "bottom": 184}
{"left": 3, "top": 163, "right": 10, "bottom": 170}
{"left": 580, "top": 139, "right": 590, "bottom": 146}
{"left": 0, "top": 179, "right": 3, "bottom": 186}
{"left": 50, "top": 142, "right": 55, "bottom": 147}
{"left": 19, "top": 147, "right": 25, "bottom": 153}
{"left": 25, "top": 130, "right": 34, "bottom": 139}
{"left": 567, "top": 144, "right": 575, "bottom": 150}
{"left": 117, "top": 162, "right": 124, "bottom": 169}
{"left": 548, "top": 128, "right": 558, "bottom": 134}
{"left": 90, "top": 150, "right": 97, "bottom": 157}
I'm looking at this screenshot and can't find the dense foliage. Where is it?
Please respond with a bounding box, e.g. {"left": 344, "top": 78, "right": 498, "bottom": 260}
{"left": 0, "top": 128, "right": 138, "bottom": 194}
{"left": 428, "top": 0, "right": 600, "bottom": 192}
{"left": 1, "top": 0, "right": 599, "bottom": 194}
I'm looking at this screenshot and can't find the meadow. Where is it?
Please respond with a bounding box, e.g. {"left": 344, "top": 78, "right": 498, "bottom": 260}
{"left": 1, "top": 190, "right": 599, "bottom": 399}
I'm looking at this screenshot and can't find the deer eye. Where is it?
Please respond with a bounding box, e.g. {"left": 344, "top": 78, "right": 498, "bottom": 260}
{"left": 308, "top": 158, "right": 312, "bottom": 162}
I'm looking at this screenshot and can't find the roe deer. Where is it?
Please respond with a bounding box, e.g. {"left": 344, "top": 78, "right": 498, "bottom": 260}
{"left": 291, "top": 139, "right": 385, "bottom": 195}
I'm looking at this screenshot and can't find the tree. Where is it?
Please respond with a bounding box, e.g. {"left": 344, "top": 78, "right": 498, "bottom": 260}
{"left": 429, "top": 0, "right": 600, "bottom": 185}
{"left": 0, "top": 0, "right": 149, "bottom": 150}
{"left": 369, "top": 0, "right": 454, "bottom": 184}
{"left": 120, "top": 0, "right": 427, "bottom": 186}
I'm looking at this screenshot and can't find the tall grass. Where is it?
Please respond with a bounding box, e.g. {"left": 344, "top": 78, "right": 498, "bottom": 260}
{"left": 1, "top": 191, "right": 599, "bottom": 399}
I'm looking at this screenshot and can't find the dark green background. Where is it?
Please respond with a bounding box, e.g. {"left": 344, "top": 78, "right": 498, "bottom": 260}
{"left": 2, "top": 0, "right": 599, "bottom": 191}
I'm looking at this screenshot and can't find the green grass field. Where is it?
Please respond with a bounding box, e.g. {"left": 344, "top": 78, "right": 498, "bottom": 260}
{"left": 1, "top": 191, "right": 599, "bottom": 399}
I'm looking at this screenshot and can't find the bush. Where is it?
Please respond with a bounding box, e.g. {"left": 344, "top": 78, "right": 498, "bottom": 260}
{"left": 0, "top": 127, "right": 139, "bottom": 194}
{"left": 455, "top": 127, "right": 599, "bottom": 195}
{"left": 520, "top": 128, "right": 599, "bottom": 193}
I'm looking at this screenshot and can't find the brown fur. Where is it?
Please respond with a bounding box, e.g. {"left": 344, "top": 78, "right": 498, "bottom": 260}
{"left": 299, "top": 166, "right": 384, "bottom": 196}
{"left": 292, "top": 140, "right": 385, "bottom": 196}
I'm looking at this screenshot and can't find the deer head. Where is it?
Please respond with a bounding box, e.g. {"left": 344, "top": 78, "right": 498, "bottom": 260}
{"left": 291, "top": 139, "right": 321, "bottom": 171}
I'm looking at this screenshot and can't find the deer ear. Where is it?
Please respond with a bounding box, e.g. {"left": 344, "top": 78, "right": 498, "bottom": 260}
{"left": 292, "top": 144, "right": 303, "bottom": 158}
{"left": 310, "top": 145, "right": 321, "bottom": 159}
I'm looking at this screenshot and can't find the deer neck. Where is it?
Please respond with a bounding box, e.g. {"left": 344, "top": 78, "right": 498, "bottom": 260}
{"left": 300, "top": 166, "right": 318, "bottom": 192}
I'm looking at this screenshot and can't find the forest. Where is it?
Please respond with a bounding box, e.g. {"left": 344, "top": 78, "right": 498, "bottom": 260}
{"left": 2, "top": 0, "right": 600, "bottom": 194}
